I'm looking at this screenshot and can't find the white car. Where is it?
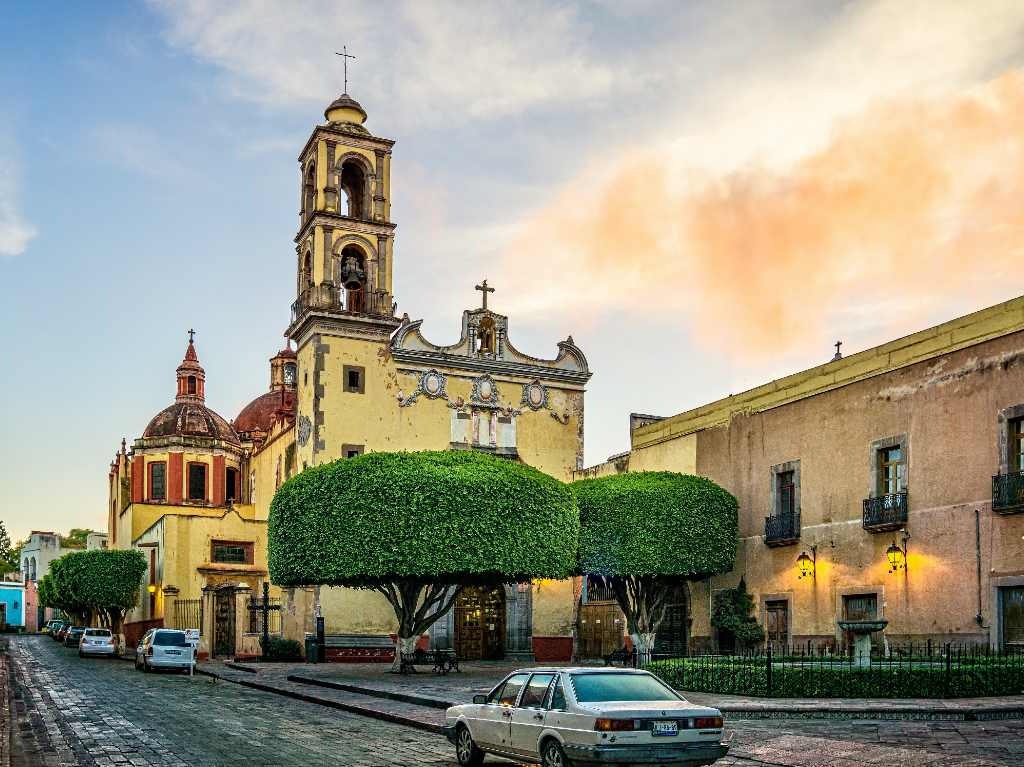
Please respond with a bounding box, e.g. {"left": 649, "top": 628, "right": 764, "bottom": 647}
{"left": 79, "top": 628, "right": 118, "bottom": 657}
{"left": 445, "top": 667, "right": 727, "bottom": 767}
{"left": 135, "top": 629, "right": 196, "bottom": 673}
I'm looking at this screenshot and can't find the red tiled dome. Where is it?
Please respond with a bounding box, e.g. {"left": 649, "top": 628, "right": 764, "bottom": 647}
{"left": 234, "top": 389, "right": 297, "bottom": 436}
{"left": 143, "top": 402, "right": 240, "bottom": 445}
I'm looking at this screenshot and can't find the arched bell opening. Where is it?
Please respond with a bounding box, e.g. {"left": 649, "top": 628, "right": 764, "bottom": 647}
{"left": 302, "top": 164, "right": 316, "bottom": 219}
{"left": 339, "top": 159, "right": 368, "bottom": 219}
{"left": 338, "top": 244, "right": 368, "bottom": 312}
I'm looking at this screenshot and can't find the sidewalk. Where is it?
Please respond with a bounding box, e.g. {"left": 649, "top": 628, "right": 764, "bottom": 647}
{"left": 197, "top": 658, "right": 1024, "bottom": 722}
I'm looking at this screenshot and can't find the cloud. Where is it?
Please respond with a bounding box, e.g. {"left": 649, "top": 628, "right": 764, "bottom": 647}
{"left": 0, "top": 138, "right": 36, "bottom": 258}
{"left": 495, "top": 1, "right": 1024, "bottom": 360}
{"left": 148, "top": 0, "right": 639, "bottom": 124}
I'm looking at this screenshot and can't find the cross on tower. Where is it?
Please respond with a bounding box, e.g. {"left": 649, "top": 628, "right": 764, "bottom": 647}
{"left": 833, "top": 340, "right": 843, "bottom": 361}
{"left": 335, "top": 46, "right": 356, "bottom": 93}
{"left": 188, "top": 328, "right": 196, "bottom": 344}
{"left": 475, "top": 279, "right": 495, "bottom": 310}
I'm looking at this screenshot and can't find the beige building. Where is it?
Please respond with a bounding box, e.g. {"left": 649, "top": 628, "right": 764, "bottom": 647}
{"left": 579, "top": 297, "right": 1024, "bottom": 653}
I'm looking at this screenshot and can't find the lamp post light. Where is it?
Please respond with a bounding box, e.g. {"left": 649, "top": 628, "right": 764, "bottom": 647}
{"left": 797, "top": 545, "right": 817, "bottom": 580}
{"left": 886, "top": 530, "right": 910, "bottom": 573}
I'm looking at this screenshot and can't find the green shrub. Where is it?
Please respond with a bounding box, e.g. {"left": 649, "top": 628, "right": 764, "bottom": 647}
{"left": 711, "top": 578, "right": 765, "bottom": 648}
{"left": 646, "top": 657, "right": 1024, "bottom": 698}
{"left": 261, "top": 637, "right": 303, "bottom": 662}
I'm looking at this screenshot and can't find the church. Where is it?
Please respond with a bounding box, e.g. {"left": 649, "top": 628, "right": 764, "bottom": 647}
{"left": 107, "top": 90, "right": 591, "bottom": 661}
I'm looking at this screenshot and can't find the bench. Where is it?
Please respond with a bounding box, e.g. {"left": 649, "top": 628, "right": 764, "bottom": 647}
{"left": 604, "top": 646, "right": 636, "bottom": 667}
{"left": 317, "top": 634, "right": 395, "bottom": 663}
{"left": 399, "top": 648, "right": 461, "bottom": 675}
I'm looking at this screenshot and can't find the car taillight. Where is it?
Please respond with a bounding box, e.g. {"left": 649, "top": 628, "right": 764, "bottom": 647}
{"left": 147, "top": 647, "right": 154, "bottom": 656}
{"left": 594, "top": 718, "right": 636, "bottom": 732}
{"left": 694, "top": 716, "right": 723, "bottom": 729}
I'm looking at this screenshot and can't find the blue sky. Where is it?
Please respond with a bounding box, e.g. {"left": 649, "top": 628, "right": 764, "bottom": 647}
{"left": 2, "top": 1, "right": 1023, "bottom": 541}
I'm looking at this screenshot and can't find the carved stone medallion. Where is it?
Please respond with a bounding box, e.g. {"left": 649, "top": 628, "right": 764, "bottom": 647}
{"left": 297, "top": 414, "right": 312, "bottom": 447}
{"left": 472, "top": 374, "right": 498, "bottom": 404}
{"left": 420, "top": 369, "right": 447, "bottom": 399}
{"left": 521, "top": 380, "right": 548, "bottom": 411}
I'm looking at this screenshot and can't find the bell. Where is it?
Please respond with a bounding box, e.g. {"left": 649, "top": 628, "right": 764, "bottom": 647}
{"left": 340, "top": 256, "right": 366, "bottom": 290}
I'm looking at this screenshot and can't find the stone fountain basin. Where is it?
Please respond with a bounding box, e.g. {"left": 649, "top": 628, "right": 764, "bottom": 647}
{"left": 837, "top": 619, "right": 888, "bottom": 634}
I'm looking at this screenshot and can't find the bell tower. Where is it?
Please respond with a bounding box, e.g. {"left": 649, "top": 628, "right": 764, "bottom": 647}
{"left": 287, "top": 90, "right": 399, "bottom": 342}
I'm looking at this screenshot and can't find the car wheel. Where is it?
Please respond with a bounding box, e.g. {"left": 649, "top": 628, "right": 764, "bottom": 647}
{"left": 541, "top": 739, "right": 570, "bottom": 767}
{"left": 454, "top": 725, "right": 484, "bottom": 767}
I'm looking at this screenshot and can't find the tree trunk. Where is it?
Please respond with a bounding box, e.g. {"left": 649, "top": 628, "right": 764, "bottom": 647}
{"left": 391, "top": 635, "right": 419, "bottom": 672}
{"left": 631, "top": 632, "right": 656, "bottom": 666}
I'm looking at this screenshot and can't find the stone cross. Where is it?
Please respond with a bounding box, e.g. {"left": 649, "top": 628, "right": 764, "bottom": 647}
{"left": 188, "top": 328, "right": 196, "bottom": 344}
{"left": 833, "top": 340, "right": 843, "bottom": 361}
{"left": 475, "top": 279, "right": 495, "bottom": 310}
{"left": 335, "top": 46, "right": 356, "bottom": 93}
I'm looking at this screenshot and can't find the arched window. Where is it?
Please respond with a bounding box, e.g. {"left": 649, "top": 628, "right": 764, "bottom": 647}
{"left": 302, "top": 250, "right": 313, "bottom": 289}
{"left": 303, "top": 164, "right": 316, "bottom": 218}
{"left": 339, "top": 159, "right": 366, "bottom": 219}
{"left": 30, "top": 557, "right": 37, "bottom": 581}
{"left": 339, "top": 244, "right": 367, "bottom": 312}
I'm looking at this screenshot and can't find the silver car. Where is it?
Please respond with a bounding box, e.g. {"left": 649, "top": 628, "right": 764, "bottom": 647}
{"left": 445, "top": 667, "right": 727, "bottom": 767}
{"left": 135, "top": 629, "right": 195, "bottom": 673}
{"left": 79, "top": 628, "right": 117, "bottom": 657}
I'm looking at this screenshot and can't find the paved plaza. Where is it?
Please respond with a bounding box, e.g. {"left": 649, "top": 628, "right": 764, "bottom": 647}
{"left": 8, "top": 636, "right": 1024, "bottom": 766}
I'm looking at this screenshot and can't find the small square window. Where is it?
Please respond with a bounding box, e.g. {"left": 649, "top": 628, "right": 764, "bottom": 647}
{"left": 211, "top": 542, "right": 251, "bottom": 564}
{"left": 342, "top": 444, "right": 364, "bottom": 459}
{"left": 343, "top": 365, "right": 365, "bottom": 394}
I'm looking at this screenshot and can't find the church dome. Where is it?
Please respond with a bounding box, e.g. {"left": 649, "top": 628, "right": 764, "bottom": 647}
{"left": 235, "top": 390, "right": 297, "bottom": 436}
{"left": 325, "top": 93, "right": 369, "bottom": 133}
{"left": 140, "top": 334, "right": 240, "bottom": 446}
{"left": 143, "top": 402, "right": 240, "bottom": 445}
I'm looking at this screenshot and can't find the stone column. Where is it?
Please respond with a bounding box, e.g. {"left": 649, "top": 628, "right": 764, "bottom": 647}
{"left": 198, "top": 586, "right": 217, "bottom": 661}
{"left": 233, "top": 584, "right": 259, "bottom": 660}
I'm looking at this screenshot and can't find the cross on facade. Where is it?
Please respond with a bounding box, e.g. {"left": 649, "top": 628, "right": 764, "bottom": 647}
{"left": 188, "top": 328, "right": 196, "bottom": 344}
{"left": 335, "top": 46, "right": 356, "bottom": 93}
{"left": 475, "top": 279, "right": 495, "bottom": 310}
{"left": 833, "top": 340, "right": 843, "bottom": 361}
{"left": 251, "top": 581, "right": 282, "bottom": 653}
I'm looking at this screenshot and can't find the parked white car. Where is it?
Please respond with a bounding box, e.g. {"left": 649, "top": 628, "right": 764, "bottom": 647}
{"left": 78, "top": 628, "right": 117, "bottom": 657}
{"left": 135, "top": 629, "right": 195, "bottom": 673}
{"left": 445, "top": 667, "right": 727, "bottom": 767}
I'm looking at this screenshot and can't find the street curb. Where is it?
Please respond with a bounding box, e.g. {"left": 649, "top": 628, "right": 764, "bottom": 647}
{"left": 198, "top": 668, "right": 445, "bottom": 734}
{"left": 225, "top": 662, "right": 258, "bottom": 674}
{"left": 287, "top": 674, "right": 453, "bottom": 710}
{"left": 716, "top": 706, "right": 1024, "bottom": 721}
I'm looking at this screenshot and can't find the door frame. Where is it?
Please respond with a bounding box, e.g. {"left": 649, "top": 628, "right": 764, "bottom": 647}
{"left": 760, "top": 593, "right": 792, "bottom": 652}
{"left": 991, "top": 576, "right": 1024, "bottom": 650}
{"left": 213, "top": 586, "right": 236, "bottom": 658}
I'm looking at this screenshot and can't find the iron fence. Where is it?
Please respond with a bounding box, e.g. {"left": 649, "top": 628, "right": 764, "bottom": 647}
{"left": 644, "top": 641, "right": 1024, "bottom": 698}
{"left": 170, "top": 599, "right": 202, "bottom": 632}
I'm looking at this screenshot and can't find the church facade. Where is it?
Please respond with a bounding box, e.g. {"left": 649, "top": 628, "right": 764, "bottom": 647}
{"left": 107, "top": 91, "right": 590, "bottom": 661}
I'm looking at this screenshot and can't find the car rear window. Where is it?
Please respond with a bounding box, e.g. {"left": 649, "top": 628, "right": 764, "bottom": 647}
{"left": 570, "top": 673, "right": 680, "bottom": 703}
{"left": 154, "top": 630, "right": 189, "bottom": 647}
{"left": 85, "top": 629, "right": 111, "bottom": 637}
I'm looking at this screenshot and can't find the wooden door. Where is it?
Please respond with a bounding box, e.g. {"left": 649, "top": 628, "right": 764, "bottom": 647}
{"left": 578, "top": 602, "right": 625, "bottom": 658}
{"left": 1001, "top": 587, "right": 1024, "bottom": 649}
{"left": 214, "top": 589, "right": 235, "bottom": 658}
{"left": 653, "top": 584, "right": 689, "bottom": 657}
{"left": 455, "top": 587, "right": 506, "bottom": 660}
{"left": 765, "top": 600, "right": 789, "bottom": 652}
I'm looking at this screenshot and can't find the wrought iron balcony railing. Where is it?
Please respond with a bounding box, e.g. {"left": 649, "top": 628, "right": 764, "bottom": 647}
{"left": 290, "top": 284, "right": 395, "bottom": 323}
{"left": 993, "top": 471, "right": 1024, "bottom": 514}
{"left": 764, "top": 510, "right": 800, "bottom": 547}
{"left": 862, "top": 492, "right": 908, "bottom": 532}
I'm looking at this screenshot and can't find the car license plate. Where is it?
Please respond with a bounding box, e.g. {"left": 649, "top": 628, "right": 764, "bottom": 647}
{"left": 165, "top": 650, "right": 181, "bottom": 655}
{"left": 652, "top": 721, "right": 678, "bottom": 737}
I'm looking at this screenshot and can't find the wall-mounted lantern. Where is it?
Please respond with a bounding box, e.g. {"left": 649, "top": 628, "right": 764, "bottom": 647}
{"left": 886, "top": 530, "right": 910, "bottom": 573}
{"left": 147, "top": 584, "right": 157, "bottom": 594}
{"left": 797, "top": 545, "right": 817, "bottom": 580}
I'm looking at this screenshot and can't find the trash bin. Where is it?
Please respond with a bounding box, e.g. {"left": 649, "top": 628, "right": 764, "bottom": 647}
{"left": 305, "top": 636, "right": 318, "bottom": 664}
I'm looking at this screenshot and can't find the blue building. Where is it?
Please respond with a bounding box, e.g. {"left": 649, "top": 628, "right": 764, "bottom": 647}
{"left": 0, "top": 581, "right": 25, "bottom": 629}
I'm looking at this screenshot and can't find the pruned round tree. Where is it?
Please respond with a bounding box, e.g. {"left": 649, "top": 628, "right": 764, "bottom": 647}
{"left": 43, "top": 549, "right": 147, "bottom": 633}
{"left": 573, "top": 471, "right": 737, "bottom": 660}
{"left": 270, "top": 450, "right": 578, "bottom": 669}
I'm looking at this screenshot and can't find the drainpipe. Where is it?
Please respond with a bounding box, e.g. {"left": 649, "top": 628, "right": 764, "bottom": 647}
{"left": 975, "top": 509, "right": 985, "bottom": 629}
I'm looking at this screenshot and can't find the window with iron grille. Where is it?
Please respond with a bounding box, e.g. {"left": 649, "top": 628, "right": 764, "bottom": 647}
{"left": 149, "top": 462, "right": 166, "bottom": 501}
{"left": 1011, "top": 418, "right": 1024, "bottom": 473}
{"left": 212, "top": 544, "right": 249, "bottom": 564}
{"left": 188, "top": 463, "right": 206, "bottom": 501}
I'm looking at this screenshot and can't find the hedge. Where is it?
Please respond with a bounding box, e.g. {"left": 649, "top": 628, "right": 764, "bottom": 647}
{"left": 269, "top": 451, "right": 579, "bottom": 586}
{"left": 647, "top": 658, "right": 1024, "bottom": 698}
{"left": 261, "top": 637, "right": 303, "bottom": 662}
{"left": 574, "top": 472, "right": 737, "bottom": 577}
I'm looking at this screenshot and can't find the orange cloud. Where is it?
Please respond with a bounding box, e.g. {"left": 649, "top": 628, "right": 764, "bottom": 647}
{"left": 500, "top": 70, "right": 1024, "bottom": 359}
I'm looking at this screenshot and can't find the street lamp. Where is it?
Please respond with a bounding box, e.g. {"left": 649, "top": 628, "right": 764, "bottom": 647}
{"left": 147, "top": 584, "right": 157, "bottom": 594}
{"left": 886, "top": 530, "right": 910, "bottom": 573}
{"left": 796, "top": 546, "right": 816, "bottom": 580}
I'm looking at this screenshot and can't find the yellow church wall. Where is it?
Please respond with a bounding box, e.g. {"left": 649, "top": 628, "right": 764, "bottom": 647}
{"left": 249, "top": 426, "right": 297, "bottom": 521}
{"left": 319, "top": 587, "right": 398, "bottom": 635}
{"left": 532, "top": 579, "right": 576, "bottom": 637}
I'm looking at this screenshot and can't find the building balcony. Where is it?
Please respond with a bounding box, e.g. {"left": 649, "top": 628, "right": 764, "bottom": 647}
{"left": 862, "top": 492, "right": 908, "bottom": 532}
{"left": 764, "top": 510, "right": 800, "bottom": 547}
{"left": 290, "top": 283, "right": 394, "bottom": 323}
{"left": 993, "top": 471, "right": 1024, "bottom": 514}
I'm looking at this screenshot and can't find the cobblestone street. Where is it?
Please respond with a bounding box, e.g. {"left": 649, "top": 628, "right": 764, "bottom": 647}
{"left": 9, "top": 636, "right": 1024, "bottom": 767}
